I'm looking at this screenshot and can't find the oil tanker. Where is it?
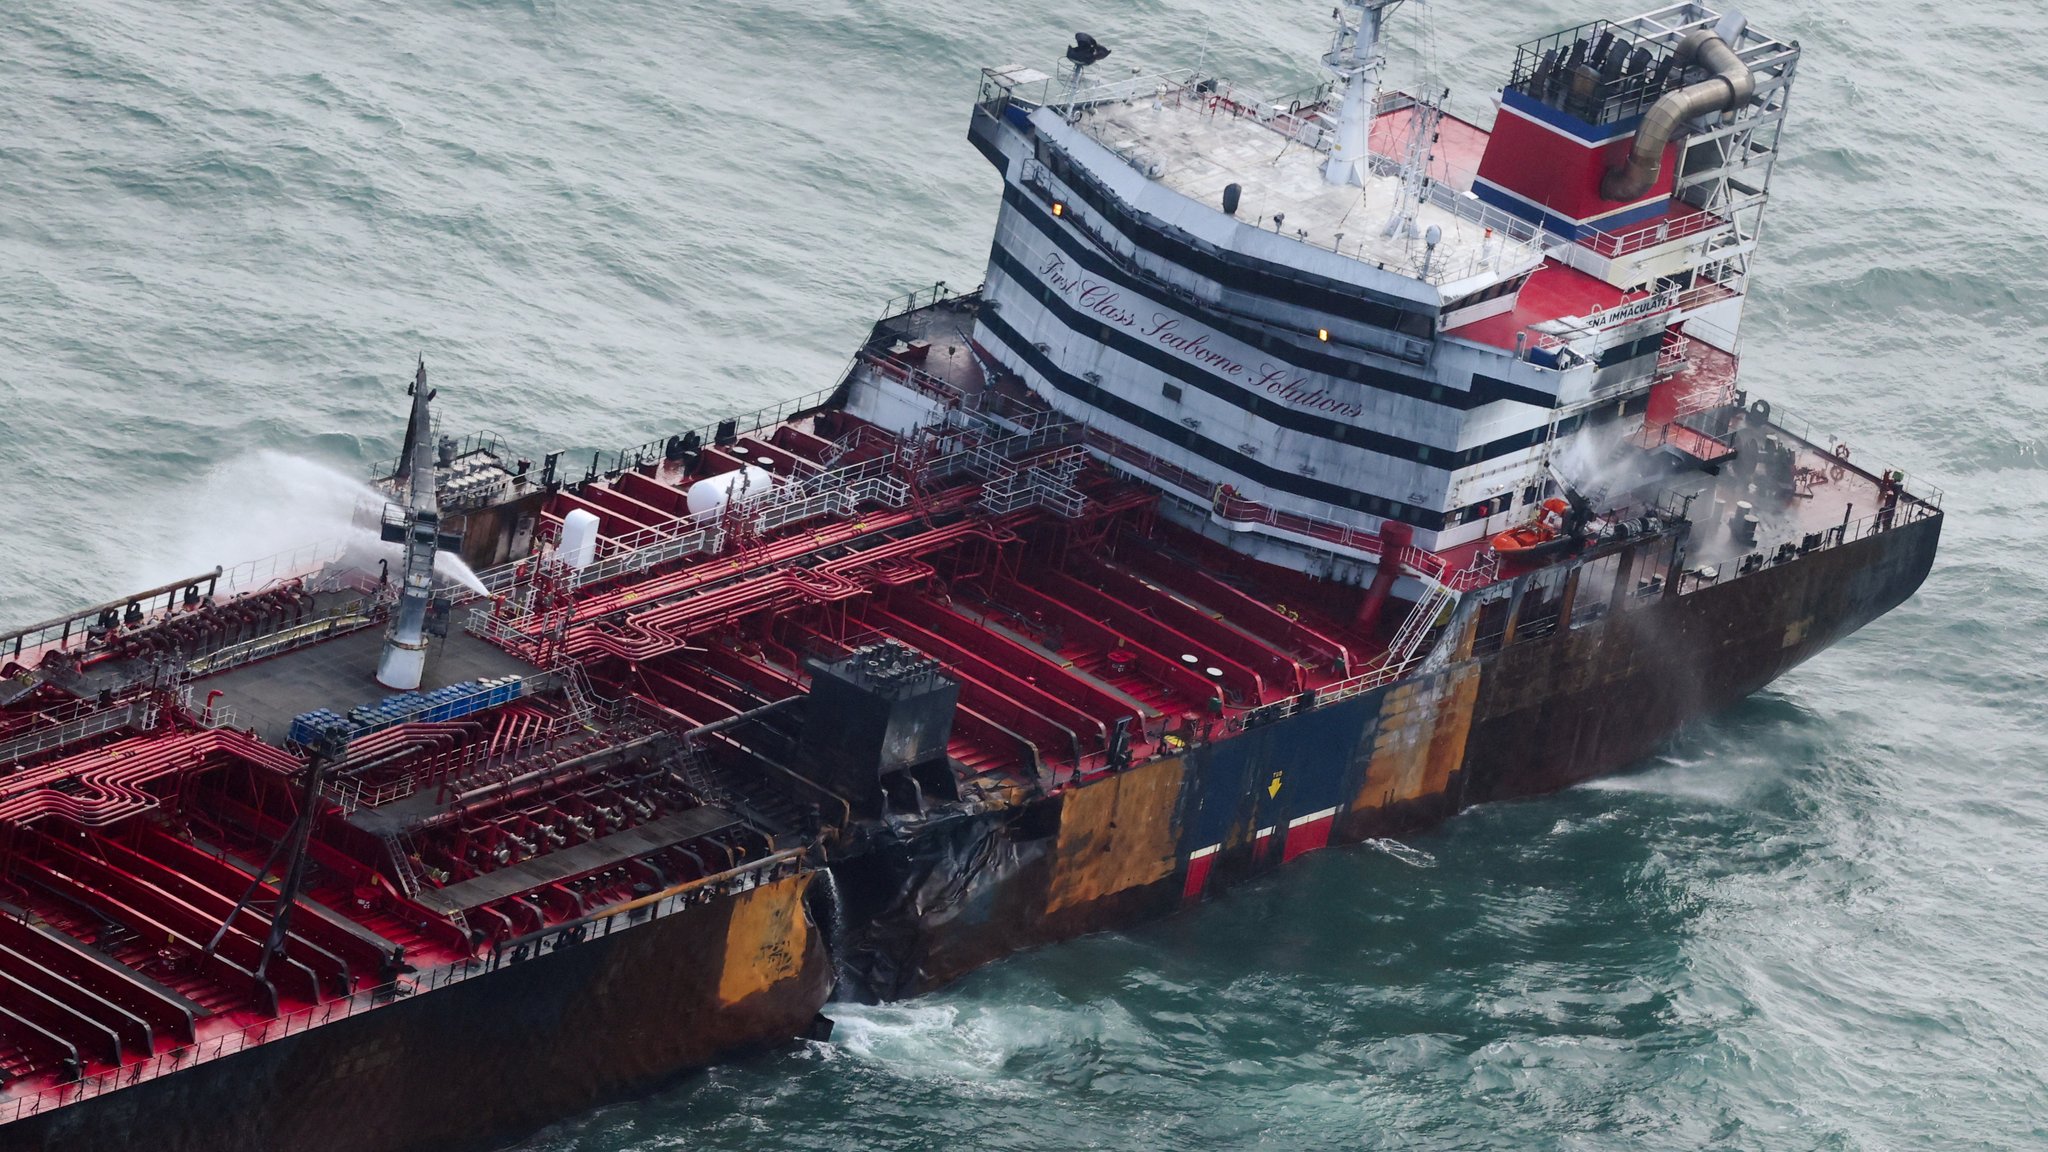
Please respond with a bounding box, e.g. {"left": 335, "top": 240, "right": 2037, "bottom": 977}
{"left": 0, "top": 4, "right": 1939, "bottom": 1149}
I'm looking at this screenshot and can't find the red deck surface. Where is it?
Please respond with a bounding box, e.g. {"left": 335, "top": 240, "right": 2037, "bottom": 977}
{"left": 1647, "top": 337, "right": 1740, "bottom": 426}
{"left": 1371, "top": 106, "right": 1492, "bottom": 191}
{"left": 1445, "top": 259, "right": 1637, "bottom": 350}
{"left": 513, "top": 417, "right": 1406, "bottom": 784}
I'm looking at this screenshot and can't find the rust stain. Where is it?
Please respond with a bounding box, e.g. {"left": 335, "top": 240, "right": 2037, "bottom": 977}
{"left": 1044, "top": 756, "right": 1184, "bottom": 915}
{"left": 1356, "top": 666, "right": 1480, "bottom": 809}
{"left": 715, "top": 873, "right": 812, "bottom": 1006}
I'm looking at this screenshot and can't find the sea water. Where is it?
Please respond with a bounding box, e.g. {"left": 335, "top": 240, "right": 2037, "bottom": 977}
{"left": 2, "top": 2, "right": 2044, "bottom": 1148}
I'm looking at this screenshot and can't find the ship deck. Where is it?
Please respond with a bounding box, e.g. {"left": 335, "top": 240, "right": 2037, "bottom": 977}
{"left": 1443, "top": 261, "right": 1633, "bottom": 349}
{"left": 197, "top": 624, "right": 537, "bottom": 745}
{"left": 1075, "top": 93, "right": 1542, "bottom": 286}
{"left": 510, "top": 409, "right": 1408, "bottom": 786}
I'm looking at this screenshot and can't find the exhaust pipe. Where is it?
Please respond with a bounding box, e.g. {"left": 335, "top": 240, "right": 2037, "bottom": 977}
{"left": 1599, "top": 29, "right": 1754, "bottom": 203}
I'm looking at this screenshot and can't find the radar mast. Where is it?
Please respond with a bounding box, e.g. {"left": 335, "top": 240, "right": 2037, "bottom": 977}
{"left": 1323, "top": 0, "right": 1406, "bottom": 186}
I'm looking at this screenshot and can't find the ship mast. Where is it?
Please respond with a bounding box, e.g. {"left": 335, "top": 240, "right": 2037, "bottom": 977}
{"left": 1323, "top": 0, "right": 1405, "bottom": 186}
{"left": 376, "top": 358, "right": 441, "bottom": 690}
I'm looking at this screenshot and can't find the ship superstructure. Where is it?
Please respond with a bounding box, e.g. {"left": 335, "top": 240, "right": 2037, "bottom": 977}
{"left": 0, "top": 6, "right": 1937, "bottom": 1151}
{"left": 956, "top": 3, "right": 1796, "bottom": 571}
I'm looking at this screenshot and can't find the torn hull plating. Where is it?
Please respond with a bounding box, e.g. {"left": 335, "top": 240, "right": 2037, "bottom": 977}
{"left": 835, "top": 511, "right": 1938, "bottom": 1000}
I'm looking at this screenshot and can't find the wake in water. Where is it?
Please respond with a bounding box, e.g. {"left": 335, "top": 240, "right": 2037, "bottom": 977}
{"left": 1364, "top": 838, "right": 1438, "bottom": 868}
{"left": 824, "top": 995, "right": 1143, "bottom": 1088}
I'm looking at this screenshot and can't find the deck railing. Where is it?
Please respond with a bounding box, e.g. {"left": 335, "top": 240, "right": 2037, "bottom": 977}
{"left": 1750, "top": 400, "right": 1945, "bottom": 513}
{"left": 876, "top": 281, "right": 969, "bottom": 324}
{"left": 1073, "top": 426, "right": 1483, "bottom": 586}
{"left": 1676, "top": 496, "right": 1937, "bottom": 597}
{"left": 0, "top": 696, "right": 159, "bottom": 770}
{"left": 603, "top": 386, "right": 843, "bottom": 481}
{"left": 367, "top": 429, "right": 508, "bottom": 486}
{"left": 465, "top": 450, "right": 913, "bottom": 607}
{"left": 1575, "top": 193, "right": 1762, "bottom": 259}
{"left": 217, "top": 540, "right": 351, "bottom": 597}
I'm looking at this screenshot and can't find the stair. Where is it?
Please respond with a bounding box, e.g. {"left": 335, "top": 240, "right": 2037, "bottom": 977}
{"left": 1382, "top": 576, "right": 1458, "bottom": 678}
{"left": 381, "top": 832, "right": 426, "bottom": 901}
{"left": 554, "top": 661, "right": 601, "bottom": 726}
{"left": 662, "top": 741, "right": 800, "bottom": 839}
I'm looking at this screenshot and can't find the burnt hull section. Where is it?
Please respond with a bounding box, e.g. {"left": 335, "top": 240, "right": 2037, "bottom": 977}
{"left": 1464, "top": 511, "right": 1941, "bottom": 800}
{"left": 841, "top": 513, "right": 1941, "bottom": 999}
{"left": 4, "top": 874, "right": 831, "bottom": 1152}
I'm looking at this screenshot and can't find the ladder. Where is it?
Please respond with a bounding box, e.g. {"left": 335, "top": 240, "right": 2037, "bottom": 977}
{"left": 663, "top": 737, "right": 720, "bottom": 799}
{"left": 553, "top": 660, "right": 601, "bottom": 726}
{"left": 1382, "top": 573, "right": 1458, "bottom": 676}
{"left": 382, "top": 830, "right": 425, "bottom": 900}
{"left": 381, "top": 829, "right": 471, "bottom": 945}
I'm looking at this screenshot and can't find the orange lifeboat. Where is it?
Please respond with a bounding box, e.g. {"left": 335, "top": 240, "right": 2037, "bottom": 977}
{"left": 1489, "top": 498, "right": 1574, "bottom": 560}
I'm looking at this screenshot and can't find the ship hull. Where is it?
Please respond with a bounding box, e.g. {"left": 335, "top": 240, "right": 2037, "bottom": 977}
{"left": 4, "top": 514, "right": 1938, "bottom": 1151}
{"left": 837, "top": 511, "right": 1941, "bottom": 998}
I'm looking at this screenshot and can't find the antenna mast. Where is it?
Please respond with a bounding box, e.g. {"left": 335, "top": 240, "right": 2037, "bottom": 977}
{"left": 1061, "top": 33, "right": 1112, "bottom": 120}
{"left": 1323, "top": 0, "right": 1405, "bottom": 187}
{"left": 376, "top": 357, "right": 443, "bottom": 690}
{"left": 1382, "top": 88, "right": 1444, "bottom": 239}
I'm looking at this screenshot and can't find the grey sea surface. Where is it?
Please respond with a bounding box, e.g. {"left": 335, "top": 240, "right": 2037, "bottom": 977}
{"left": 3, "top": 1, "right": 2045, "bottom": 1149}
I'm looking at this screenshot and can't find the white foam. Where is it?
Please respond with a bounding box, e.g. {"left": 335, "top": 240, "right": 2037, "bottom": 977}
{"left": 1364, "top": 838, "right": 1438, "bottom": 868}
{"left": 824, "top": 996, "right": 1138, "bottom": 1090}
{"left": 1578, "top": 753, "right": 1766, "bottom": 807}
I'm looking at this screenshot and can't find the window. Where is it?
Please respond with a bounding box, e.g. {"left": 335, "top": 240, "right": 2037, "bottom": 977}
{"left": 1161, "top": 382, "right": 1183, "bottom": 403}
{"left": 1512, "top": 569, "right": 1570, "bottom": 643}
{"left": 1626, "top": 542, "right": 1672, "bottom": 608}
{"left": 1570, "top": 552, "right": 1623, "bottom": 630}
{"left": 1470, "top": 592, "right": 1515, "bottom": 657}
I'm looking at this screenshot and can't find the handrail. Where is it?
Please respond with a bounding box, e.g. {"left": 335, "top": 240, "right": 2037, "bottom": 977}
{"left": 366, "top": 429, "right": 508, "bottom": 485}
{"left": 1747, "top": 401, "right": 1945, "bottom": 512}
{"left": 0, "top": 570, "right": 224, "bottom": 668}
{"left": 465, "top": 451, "right": 912, "bottom": 606}
{"left": 1575, "top": 192, "right": 1764, "bottom": 259}
{"left": 876, "top": 281, "right": 966, "bottom": 324}
{"left": 1075, "top": 425, "right": 1461, "bottom": 577}
{"left": 597, "top": 386, "right": 842, "bottom": 485}
{"left": 1535, "top": 279, "right": 1739, "bottom": 352}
